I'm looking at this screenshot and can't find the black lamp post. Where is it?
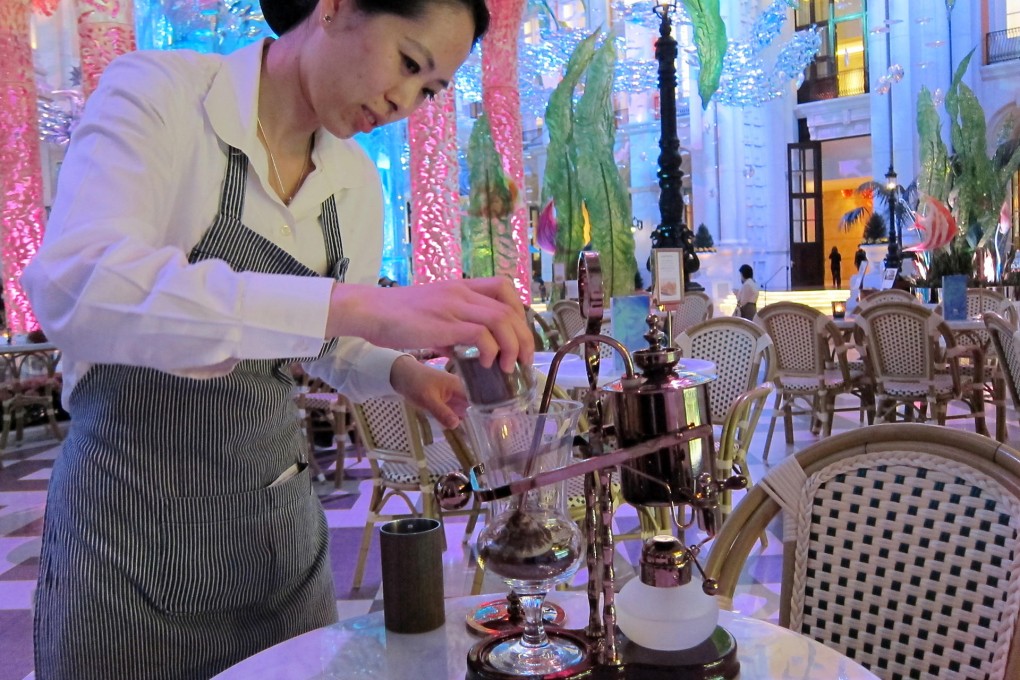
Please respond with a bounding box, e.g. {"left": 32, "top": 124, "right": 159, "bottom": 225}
{"left": 651, "top": 0, "right": 701, "bottom": 291}
{"left": 884, "top": 165, "right": 901, "bottom": 270}
{"left": 881, "top": 0, "right": 901, "bottom": 271}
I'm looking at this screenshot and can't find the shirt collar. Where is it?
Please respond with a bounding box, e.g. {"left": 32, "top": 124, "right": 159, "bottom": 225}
{"left": 203, "top": 38, "right": 367, "bottom": 191}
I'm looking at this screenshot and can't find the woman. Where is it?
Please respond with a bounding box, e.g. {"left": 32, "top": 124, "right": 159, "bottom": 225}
{"left": 829, "top": 246, "right": 842, "bottom": 288}
{"left": 23, "top": 1, "right": 526, "bottom": 678}
{"left": 734, "top": 264, "right": 760, "bottom": 320}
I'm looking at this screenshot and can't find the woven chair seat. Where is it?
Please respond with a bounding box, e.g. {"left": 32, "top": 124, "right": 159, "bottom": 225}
{"left": 881, "top": 374, "right": 956, "bottom": 397}
{"left": 778, "top": 369, "right": 857, "bottom": 393}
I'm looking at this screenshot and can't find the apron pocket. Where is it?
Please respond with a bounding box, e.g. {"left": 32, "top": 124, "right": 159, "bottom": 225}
{"left": 156, "top": 465, "right": 319, "bottom": 614}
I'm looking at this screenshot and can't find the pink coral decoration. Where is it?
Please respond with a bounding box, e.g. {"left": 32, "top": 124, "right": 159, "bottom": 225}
{"left": 536, "top": 199, "right": 557, "bottom": 253}
{"left": 409, "top": 88, "right": 463, "bottom": 283}
{"left": 905, "top": 194, "right": 957, "bottom": 253}
{"left": 77, "top": 0, "right": 136, "bottom": 98}
{"left": 481, "top": 0, "right": 530, "bottom": 303}
{"left": 0, "top": 0, "right": 46, "bottom": 332}
{"left": 32, "top": 0, "right": 60, "bottom": 16}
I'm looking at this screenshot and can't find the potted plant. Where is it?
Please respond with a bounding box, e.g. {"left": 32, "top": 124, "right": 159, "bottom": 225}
{"left": 839, "top": 180, "right": 918, "bottom": 249}
{"left": 693, "top": 223, "right": 716, "bottom": 252}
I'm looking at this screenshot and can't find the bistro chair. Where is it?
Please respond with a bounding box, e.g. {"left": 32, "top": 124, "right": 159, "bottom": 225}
{"left": 292, "top": 367, "right": 357, "bottom": 487}
{"left": 857, "top": 288, "right": 918, "bottom": 308}
{"left": 0, "top": 347, "right": 63, "bottom": 468}
{"left": 674, "top": 317, "right": 774, "bottom": 427}
{"left": 706, "top": 423, "right": 1020, "bottom": 680}
{"left": 349, "top": 395, "right": 483, "bottom": 591}
{"left": 526, "top": 305, "right": 562, "bottom": 351}
{"left": 714, "top": 383, "right": 773, "bottom": 522}
{"left": 670, "top": 290, "right": 714, "bottom": 338}
{"left": 552, "top": 299, "right": 586, "bottom": 342}
{"left": 857, "top": 301, "right": 987, "bottom": 435}
{"left": 755, "top": 301, "right": 871, "bottom": 461}
{"left": 985, "top": 310, "right": 1020, "bottom": 440}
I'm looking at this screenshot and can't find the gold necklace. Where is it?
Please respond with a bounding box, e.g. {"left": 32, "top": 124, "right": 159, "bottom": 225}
{"left": 257, "top": 117, "right": 311, "bottom": 205}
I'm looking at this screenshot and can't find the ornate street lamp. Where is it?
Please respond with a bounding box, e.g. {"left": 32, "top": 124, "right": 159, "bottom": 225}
{"left": 651, "top": 0, "right": 701, "bottom": 291}
{"left": 884, "top": 165, "right": 900, "bottom": 270}
{"left": 878, "top": 0, "right": 903, "bottom": 271}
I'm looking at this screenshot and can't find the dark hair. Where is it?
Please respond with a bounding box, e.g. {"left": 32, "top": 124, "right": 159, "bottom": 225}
{"left": 261, "top": 0, "right": 489, "bottom": 45}
{"left": 739, "top": 264, "right": 753, "bottom": 279}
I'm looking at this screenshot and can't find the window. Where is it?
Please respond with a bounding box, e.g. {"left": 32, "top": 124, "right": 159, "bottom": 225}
{"left": 1009, "top": 0, "right": 1020, "bottom": 30}
{"left": 795, "top": 0, "right": 869, "bottom": 102}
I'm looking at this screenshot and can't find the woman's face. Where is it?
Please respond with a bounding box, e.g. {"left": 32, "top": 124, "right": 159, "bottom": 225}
{"left": 306, "top": 0, "right": 475, "bottom": 139}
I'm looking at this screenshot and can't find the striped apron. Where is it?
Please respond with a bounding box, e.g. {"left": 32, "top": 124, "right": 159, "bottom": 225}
{"left": 34, "top": 146, "right": 349, "bottom": 679}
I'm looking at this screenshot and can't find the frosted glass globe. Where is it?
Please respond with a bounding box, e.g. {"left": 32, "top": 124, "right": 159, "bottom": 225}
{"left": 615, "top": 577, "right": 720, "bottom": 651}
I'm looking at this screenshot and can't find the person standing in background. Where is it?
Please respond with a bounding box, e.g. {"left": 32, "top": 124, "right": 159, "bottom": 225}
{"left": 829, "top": 246, "right": 842, "bottom": 288}
{"left": 734, "top": 264, "right": 760, "bottom": 320}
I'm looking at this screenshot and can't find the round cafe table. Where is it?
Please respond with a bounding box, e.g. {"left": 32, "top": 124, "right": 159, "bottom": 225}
{"left": 214, "top": 592, "right": 879, "bottom": 679}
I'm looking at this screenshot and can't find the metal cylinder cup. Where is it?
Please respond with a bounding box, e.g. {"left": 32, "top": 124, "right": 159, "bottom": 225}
{"left": 379, "top": 517, "right": 445, "bottom": 633}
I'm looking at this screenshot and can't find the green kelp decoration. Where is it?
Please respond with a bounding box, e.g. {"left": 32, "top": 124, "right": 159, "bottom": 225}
{"left": 542, "top": 30, "right": 600, "bottom": 288}
{"left": 916, "top": 85, "right": 953, "bottom": 203}
{"left": 944, "top": 50, "right": 1020, "bottom": 250}
{"left": 575, "top": 34, "right": 636, "bottom": 298}
{"left": 681, "top": 0, "right": 727, "bottom": 108}
{"left": 464, "top": 114, "right": 519, "bottom": 279}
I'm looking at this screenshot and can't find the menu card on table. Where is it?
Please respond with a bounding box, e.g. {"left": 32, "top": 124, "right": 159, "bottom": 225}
{"left": 611, "top": 294, "right": 651, "bottom": 372}
{"left": 942, "top": 274, "right": 968, "bottom": 320}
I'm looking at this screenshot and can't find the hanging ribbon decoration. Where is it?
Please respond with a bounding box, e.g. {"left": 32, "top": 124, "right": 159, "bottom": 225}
{"left": 0, "top": 0, "right": 46, "bottom": 332}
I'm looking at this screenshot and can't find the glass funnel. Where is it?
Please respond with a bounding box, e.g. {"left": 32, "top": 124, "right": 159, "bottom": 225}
{"left": 467, "top": 399, "right": 586, "bottom": 676}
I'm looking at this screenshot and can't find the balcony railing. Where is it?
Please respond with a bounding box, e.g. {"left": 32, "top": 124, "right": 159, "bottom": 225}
{"left": 797, "top": 67, "right": 868, "bottom": 104}
{"left": 987, "top": 27, "right": 1020, "bottom": 64}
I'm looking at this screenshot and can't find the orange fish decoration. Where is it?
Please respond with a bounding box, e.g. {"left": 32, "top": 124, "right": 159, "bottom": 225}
{"left": 905, "top": 194, "right": 957, "bottom": 252}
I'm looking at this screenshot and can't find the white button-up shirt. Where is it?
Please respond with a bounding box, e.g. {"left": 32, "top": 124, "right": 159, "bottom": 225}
{"left": 23, "top": 39, "right": 404, "bottom": 401}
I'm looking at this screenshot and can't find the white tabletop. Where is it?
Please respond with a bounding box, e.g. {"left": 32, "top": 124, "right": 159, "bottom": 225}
{"left": 215, "top": 592, "right": 878, "bottom": 679}
{"left": 534, "top": 351, "right": 717, "bottom": 390}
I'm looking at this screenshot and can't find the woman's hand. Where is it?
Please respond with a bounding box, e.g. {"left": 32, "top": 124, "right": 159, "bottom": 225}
{"left": 327, "top": 277, "right": 534, "bottom": 373}
{"left": 389, "top": 355, "right": 468, "bottom": 429}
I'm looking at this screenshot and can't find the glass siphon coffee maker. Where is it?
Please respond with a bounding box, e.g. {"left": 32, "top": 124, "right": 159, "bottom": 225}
{"left": 442, "top": 252, "right": 747, "bottom": 679}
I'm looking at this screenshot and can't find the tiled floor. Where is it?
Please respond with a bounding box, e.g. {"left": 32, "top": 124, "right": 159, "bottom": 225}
{"left": 1, "top": 396, "right": 1011, "bottom": 680}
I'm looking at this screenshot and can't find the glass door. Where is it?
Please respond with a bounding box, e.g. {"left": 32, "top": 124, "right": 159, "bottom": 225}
{"left": 788, "top": 142, "right": 824, "bottom": 288}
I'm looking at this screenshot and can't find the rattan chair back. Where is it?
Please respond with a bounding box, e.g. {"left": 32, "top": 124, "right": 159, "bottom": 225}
{"left": 986, "top": 310, "right": 1020, "bottom": 417}
{"left": 675, "top": 317, "right": 774, "bottom": 425}
{"left": 858, "top": 288, "right": 918, "bottom": 308}
{"left": 672, "top": 291, "right": 714, "bottom": 336}
{"left": 707, "top": 423, "right": 1020, "bottom": 680}
{"left": 552, "top": 299, "right": 585, "bottom": 341}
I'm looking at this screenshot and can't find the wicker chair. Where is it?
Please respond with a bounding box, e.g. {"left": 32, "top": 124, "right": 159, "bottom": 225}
{"left": 671, "top": 291, "right": 714, "bottom": 338}
{"left": 857, "top": 288, "right": 919, "bottom": 308}
{"left": 857, "top": 301, "right": 987, "bottom": 434}
{"left": 526, "top": 305, "right": 562, "bottom": 351}
{"left": 674, "top": 317, "right": 774, "bottom": 426}
{"left": 714, "top": 383, "right": 773, "bottom": 521}
{"left": 552, "top": 299, "right": 586, "bottom": 342}
{"left": 674, "top": 318, "right": 774, "bottom": 506}
{"left": 755, "top": 301, "right": 871, "bottom": 460}
{"left": 985, "top": 310, "right": 1020, "bottom": 440}
{"left": 292, "top": 368, "right": 356, "bottom": 486}
{"left": 0, "top": 347, "right": 64, "bottom": 468}
{"left": 349, "top": 395, "right": 483, "bottom": 590}
{"left": 706, "top": 423, "right": 1020, "bottom": 680}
